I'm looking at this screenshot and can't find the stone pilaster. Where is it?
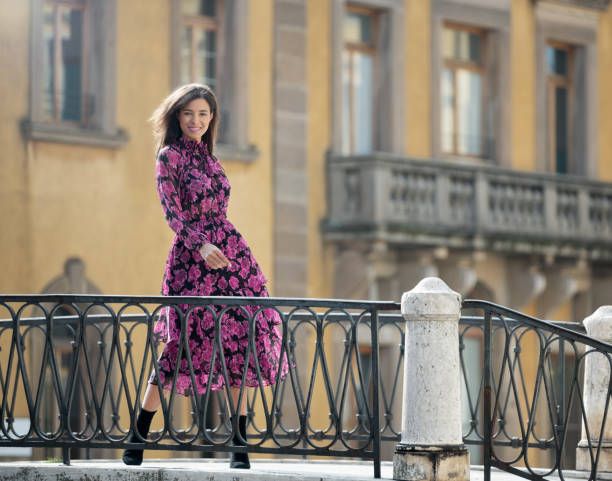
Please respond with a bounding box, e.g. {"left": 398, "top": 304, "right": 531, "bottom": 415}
{"left": 273, "top": 0, "right": 308, "bottom": 297}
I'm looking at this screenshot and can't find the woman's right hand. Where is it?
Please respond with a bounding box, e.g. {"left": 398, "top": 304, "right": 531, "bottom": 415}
{"left": 199, "top": 243, "right": 231, "bottom": 269}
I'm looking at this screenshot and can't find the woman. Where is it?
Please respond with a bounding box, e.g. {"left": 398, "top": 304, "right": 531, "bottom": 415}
{"left": 122, "top": 84, "right": 286, "bottom": 469}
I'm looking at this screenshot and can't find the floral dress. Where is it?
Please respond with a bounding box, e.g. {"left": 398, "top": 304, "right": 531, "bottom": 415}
{"left": 150, "top": 137, "right": 286, "bottom": 395}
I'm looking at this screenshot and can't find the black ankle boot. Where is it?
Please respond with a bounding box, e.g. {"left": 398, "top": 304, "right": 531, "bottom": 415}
{"left": 122, "top": 408, "right": 156, "bottom": 466}
{"left": 230, "top": 415, "right": 250, "bottom": 469}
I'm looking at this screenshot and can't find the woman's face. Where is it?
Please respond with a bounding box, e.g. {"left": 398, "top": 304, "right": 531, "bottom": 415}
{"left": 177, "top": 97, "right": 214, "bottom": 142}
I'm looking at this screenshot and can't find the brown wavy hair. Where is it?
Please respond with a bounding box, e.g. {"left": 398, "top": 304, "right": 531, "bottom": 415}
{"left": 150, "top": 83, "right": 219, "bottom": 155}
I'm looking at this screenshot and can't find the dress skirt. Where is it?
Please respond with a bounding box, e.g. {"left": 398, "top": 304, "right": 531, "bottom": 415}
{"left": 150, "top": 138, "right": 288, "bottom": 395}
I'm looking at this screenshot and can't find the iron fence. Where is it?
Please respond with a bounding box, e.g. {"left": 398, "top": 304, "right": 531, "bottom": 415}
{"left": 1, "top": 295, "right": 610, "bottom": 480}
{"left": 464, "top": 300, "right": 612, "bottom": 481}
{"left": 0, "top": 294, "right": 401, "bottom": 478}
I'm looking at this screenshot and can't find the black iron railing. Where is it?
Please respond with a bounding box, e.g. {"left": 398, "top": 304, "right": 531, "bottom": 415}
{"left": 1, "top": 295, "right": 610, "bottom": 480}
{"left": 463, "top": 300, "right": 612, "bottom": 481}
{"left": 0, "top": 295, "right": 401, "bottom": 478}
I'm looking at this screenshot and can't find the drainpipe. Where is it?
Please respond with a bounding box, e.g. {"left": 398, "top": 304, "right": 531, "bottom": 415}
{"left": 393, "top": 277, "right": 470, "bottom": 481}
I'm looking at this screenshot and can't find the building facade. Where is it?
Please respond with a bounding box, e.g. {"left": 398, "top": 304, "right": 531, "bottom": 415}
{"left": 2, "top": 0, "right": 612, "bottom": 463}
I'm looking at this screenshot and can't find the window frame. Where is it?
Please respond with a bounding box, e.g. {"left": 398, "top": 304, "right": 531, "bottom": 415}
{"left": 179, "top": 0, "right": 225, "bottom": 94}
{"left": 430, "top": 0, "right": 511, "bottom": 167}
{"left": 546, "top": 41, "right": 575, "bottom": 174}
{"left": 330, "top": 0, "right": 405, "bottom": 156}
{"left": 170, "top": 0, "right": 257, "bottom": 162}
{"left": 534, "top": 2, "right": 599, "bottom": 177}
{"left": 342, "top": 4, "right": 379, "bottom": 154}
{"left": 27, "top": 0, "right": 127, "bottom": 148}
{"left": 42, "top": 0, "right": 89, "bottom": 125}
{"left": 440, "top": 22, "right": 488, "bottom": 159}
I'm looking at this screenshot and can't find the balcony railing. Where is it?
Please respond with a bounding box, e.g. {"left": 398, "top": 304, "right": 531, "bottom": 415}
{"left": 325, "top": 154, "right": 612, "bottom": 259}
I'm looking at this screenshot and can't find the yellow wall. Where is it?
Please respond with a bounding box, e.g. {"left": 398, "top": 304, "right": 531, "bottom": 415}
{"left": 550, "top": 299, "right": 572, "bottom": 324}
{"left": 0, "top": 2, "right": 31, "bottom": 294}
{"left": 234, "top": 0, "right": 275, "bottom": 293}
{"left": 17, "top": 0, "right": 174, "bottom": 296}
{"left": 511, "top": 0, "right": 536, "bottom": 171}
{"left": 404, "top": 0, "right": 431, "bottom": 158}
{"left": 0, "top": 1, "right": 33, "bottom": 429}
{"left": 599, "top": 7, "right": 612, "bottom": 181}
{"left": 2, "top": 0, "right": 277, "bottom": 297}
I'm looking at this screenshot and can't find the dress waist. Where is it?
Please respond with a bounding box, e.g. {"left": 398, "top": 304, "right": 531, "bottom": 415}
{"left": 190, "top": 214, "right": 229, "bottom": 232}
{"left": 192, "top": 211, "right": 226, "bottom": 221}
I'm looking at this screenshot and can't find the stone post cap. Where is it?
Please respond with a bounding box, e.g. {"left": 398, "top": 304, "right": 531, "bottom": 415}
{"left": 584, "top": 306, "right": 612, "bottom": 343}
{"left": 401, "top": 277, "right": 462, "bottom": 322}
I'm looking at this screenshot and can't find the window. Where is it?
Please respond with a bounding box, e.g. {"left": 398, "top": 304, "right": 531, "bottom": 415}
{"left": 342, "top": 6, "right": 378, "bottom": 155}
{"left": 546, "top": 42, "right": 574, "bottom": 174}
{"left": 534, "top": 2, "right": 597, "bottom": 177}
{"left": 331, "top": 1, "right": 402, "bottom": 156}
{"left": 431, "top": 2, "right": 510, "bottom": 165}
{"left": 441, "top": 24, "right": 486, "bottom": 158}
{"left": 179, "top": 0, "right": 221, "bottom": 91}
{"left": 171, "top": 0, "right": 255, "bottom": 160}
{"left": 42, "top": 0, "right": 87, "bottom": 123}
{"left": 28, "top": 0, "right": 126, "bottom": 148}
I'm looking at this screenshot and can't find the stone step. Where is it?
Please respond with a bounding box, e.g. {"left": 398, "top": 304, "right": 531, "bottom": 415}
{"left": 0, "top": 459, "right": 609, "bottom": 481}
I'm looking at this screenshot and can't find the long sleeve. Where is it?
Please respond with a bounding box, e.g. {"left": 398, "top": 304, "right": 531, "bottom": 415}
{"left": 156, "top": 148, "right": 209, "bottom": 251}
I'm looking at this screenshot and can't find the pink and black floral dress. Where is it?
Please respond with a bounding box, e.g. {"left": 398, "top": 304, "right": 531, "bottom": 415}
{"left": 150, "top": 137, "right": 286, "bottom": 395}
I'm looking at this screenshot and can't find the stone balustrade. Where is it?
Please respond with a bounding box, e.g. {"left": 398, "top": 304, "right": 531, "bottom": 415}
{"left": 325, "top": 154, "right": 612, "bottom": 260}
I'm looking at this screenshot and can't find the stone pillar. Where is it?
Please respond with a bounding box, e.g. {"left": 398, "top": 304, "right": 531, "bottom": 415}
{"left": 393, "top": 277, "right": 469, "bottom": 481}
{"left": 576, "top": 306, "right": 612, "bottom": 472}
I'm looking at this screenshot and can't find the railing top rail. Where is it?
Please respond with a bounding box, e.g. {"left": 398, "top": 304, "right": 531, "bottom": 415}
{"left": 0, "top": 294, "right": 401, "bottom": 311}
{"left": 0, "top": 307, "right": 589, "bottom": 333}
{"left": 459, "top": 314, "right": 586, "bottom": 333}
{"left": 0, "top": 309, "right": 404, "bottom": 328}
{"left": 463, "top": 299, "right": 612, "bottom": 351}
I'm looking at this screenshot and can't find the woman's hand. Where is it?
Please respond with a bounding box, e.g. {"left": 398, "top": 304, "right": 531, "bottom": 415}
{"left": 199, "top": 243, "right": 231, "bottom": 269}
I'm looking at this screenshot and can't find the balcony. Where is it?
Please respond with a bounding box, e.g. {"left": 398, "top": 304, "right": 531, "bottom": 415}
{"left": 324, "top": 154, "right": 612, "bottom": 261}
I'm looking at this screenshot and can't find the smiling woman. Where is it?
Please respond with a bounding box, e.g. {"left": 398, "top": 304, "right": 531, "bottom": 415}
{"left": 120, "top": 84, "right": 288, "bottom": 469}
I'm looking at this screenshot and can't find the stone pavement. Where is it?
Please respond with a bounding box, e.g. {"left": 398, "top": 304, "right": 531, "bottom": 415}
{"left": 0, "top": 459, "right": 610, "bottom": 481}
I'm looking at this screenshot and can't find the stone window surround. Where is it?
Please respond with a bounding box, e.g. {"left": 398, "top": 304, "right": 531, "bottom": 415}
{"left": 534, "top": 2, "right": 599, "bottom": 177}
{"left": 431, "top": 0, "right": 511, "bottom": 167}
{"left": 170, "top": 0, "right": 259, "bottom": 163}
{"left": 330, "top": 0, "right": 405, "bottom": 155}
{"left": 26, "top": 0, "right": 128, "bottom": 149}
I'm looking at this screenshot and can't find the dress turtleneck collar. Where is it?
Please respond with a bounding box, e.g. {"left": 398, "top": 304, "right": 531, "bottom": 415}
{"left": 176, "top": 136, "right": 208, "bottom": 155}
